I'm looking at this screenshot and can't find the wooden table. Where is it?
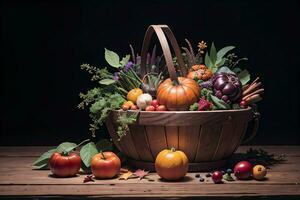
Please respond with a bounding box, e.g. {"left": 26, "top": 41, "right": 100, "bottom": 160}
{"left": 0, "top": 146, "right": 299, "bottom": 199}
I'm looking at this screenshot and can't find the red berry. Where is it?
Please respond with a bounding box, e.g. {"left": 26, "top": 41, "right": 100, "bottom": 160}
{"left": 211, "top": 171, "right": 223, "bottom": 183}
{"left": 198, "top": 98, "right": 212, "bottom": 111}
{"left": 240, "top": 100, "right": 248, "bottom": 108}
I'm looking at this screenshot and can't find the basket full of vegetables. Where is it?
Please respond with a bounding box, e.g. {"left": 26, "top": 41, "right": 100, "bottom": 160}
{"left": 79, "top": 25, "right": 263, "bottom": 171}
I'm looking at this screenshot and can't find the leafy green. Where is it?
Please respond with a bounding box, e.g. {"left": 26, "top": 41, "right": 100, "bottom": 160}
{"left": 232, "top": 103, "right": 242, "bottom": 110}
{"left": 238, "top": 69, "right": 251, "bottom": 86}
{"left": 80, "top": 142, "right": 99, "bottom": 168}
{"left": 205, "top": 43, "right": 235, "bottom": 73}
{"left": 32, "top": 149, "right": 56, "bottom": 169}
{"left": 209, "top": 42, "right": 217, "bottom": 64}
{"left": 217, "top": 66, "right": 236, "bottom": 75}
{"left": 217, "top": 46, "right": 235, "bottom": 58}
{"left": 99, "top": 79, "right": 116, "bottom": 85}
{"left": 105, "top": 48, "right": 121, "bottom": 68}
{"left": 120, "top": 55, "right": 130, "bottom": 67}
{"left": 56, "top": 142, "right": 77, "bottom": 153}
{"left": 210, "top": 94, "right": 231, "bottom": 110}
{"left": 116, "top": 112, "right": 139, "bottom": 139}
{"left": 189, "top": 103, "right": 199, "bottom": 111}
{"left": 223, "top": 173, "right": 235, "bottom": 181}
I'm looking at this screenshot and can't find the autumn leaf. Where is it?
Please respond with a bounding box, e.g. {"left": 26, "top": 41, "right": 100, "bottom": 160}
{"left": 83, "top": 175, "right": 95, "bottom": 183}
{"left": 119, "top": 171, "right": 133, "bottom": 180}
{"left": 134, "top": 169, "right": 149, "bottom": 180}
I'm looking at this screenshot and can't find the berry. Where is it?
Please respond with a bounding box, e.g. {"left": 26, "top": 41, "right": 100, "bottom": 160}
{"left": 240, "top": 100, "right": 248, "bottom": 108}
{"left": 226, "top": 169, "right": 232, "bottom": 174}
{"left": 205, "top": 173, "right": 211, "bottom": 177}
{"left": 199, "top": 178, "right": 205, "bottom": 182}
{"left": 198, "top": 98, "right": 212, "bottom": 111}
{"left": 211, "top": 171, "right": 223, "bottom": 183}
{"left": 195, "top": 174, "right": 200, "bottom": 178}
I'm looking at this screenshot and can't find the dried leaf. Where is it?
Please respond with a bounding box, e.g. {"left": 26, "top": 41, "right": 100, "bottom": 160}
{"left": 134, "top": 169, "right": 149, "bottom": 180}
{"left": 119, "top": 171, "right": 133, "bottom": 180}
{"left": 83, "top": 175, "right": 95, "bottom": 183}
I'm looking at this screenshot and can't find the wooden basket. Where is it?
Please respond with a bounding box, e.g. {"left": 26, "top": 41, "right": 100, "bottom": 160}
{"left": 106, "top": 25, "right": 260, "bottom": 171}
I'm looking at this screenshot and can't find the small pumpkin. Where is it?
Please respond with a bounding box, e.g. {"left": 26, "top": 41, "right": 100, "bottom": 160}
{"left": 155, "top": 148, "right": 189, "bottom": 181}
{"left": 157, "top": 77, "right": 200, "bottom": 111}
{"left": 187, "top": 64, "right": 212, "bottom": 81}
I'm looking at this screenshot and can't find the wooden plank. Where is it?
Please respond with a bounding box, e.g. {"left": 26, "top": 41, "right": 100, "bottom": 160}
{"left": 178, "top": 126, "right": 200, "bottom": 162}
{"left": 1, "top": 184, "right": 300, "bottom": 197}
{"left": 129, "top": 125, "right": 154, "bottom": 162}
{"left": 165, "top": 126, "right": 179, "bottom": 149}
{"left": 0, "top": 146, "right": 299, "bottom": 198}
{"left": 194, "top": 124, "right": 222, "bottom": 161}
{"left": 145, "top": 126, "right": 167, "bottom": 157}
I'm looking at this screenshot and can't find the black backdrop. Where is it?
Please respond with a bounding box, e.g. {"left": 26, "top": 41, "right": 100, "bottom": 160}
{"left": 1, "top": 0, "right": 299, "bottom": 145}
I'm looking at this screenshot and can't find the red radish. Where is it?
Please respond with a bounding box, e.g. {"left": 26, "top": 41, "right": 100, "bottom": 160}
{"left": 211, "top": 171, "right": 223, "bottom": 183}
{"left": 234, "top": 161, "right": 252, "bottom": 179}
{"left": 151, "top": 99, "right": 159, "bottom": 108}
{"left": 156, "top": 105, "right": 167, "bottom": 111}
{"left": 145, "top": 105, "right": 155, "bottom": 111}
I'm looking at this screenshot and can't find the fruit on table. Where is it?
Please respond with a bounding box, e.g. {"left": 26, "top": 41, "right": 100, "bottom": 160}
{"left": 136, "top": 93, "right": 152, "bottom": 110}
{"left": 212, "top": 73, "right": 242, "bottom": 103}
{"left": 91, "top": 151, "right": 121, "bottom": 179}
{"left": 157, "top": 77, "right": 200, "bottom": 111}
{"left": 198, "top": 98, "right": 212, "bottom": 111}
{"left": 211, "top": 171, "right": 223, "bottom": 183}
{"left": 252, "top": 165, "right": 267, "bottom": 180}
{"left": 127, "top": 88, "right": 143, "bottom": 104}
{"left": 156, "top": 105, "right": 167, "bottom": 111}
{"left": 234, "top": 161, "right": 252, "bottom": 179}
{"left": 239, "top": 100, "right": 248, "bottom": 108}
{"left": 155, "top": 147, "right": 188, "bottom": 181}
{"left": 187, "top": 64, "right": 213, "bottom": 81}
{"left": 145, "top": 105, "right": 155, "bottom": 111}
{"left": 49, "top": 152, "right": 81, "bottom": 177}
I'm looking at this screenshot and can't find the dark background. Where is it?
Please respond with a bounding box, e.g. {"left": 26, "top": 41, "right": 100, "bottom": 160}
{"left": 1, "top": 0, "right": 299, "bottom": 145}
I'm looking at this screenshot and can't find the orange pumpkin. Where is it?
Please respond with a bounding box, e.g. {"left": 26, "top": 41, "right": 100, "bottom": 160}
{"left": 157, "top": 77, "right": 200, "bottom": 111}
{"left": 155, "top": 148, "right": 189, "bottom": 181}
{"left": 187, "top": 64, "right": 212, "bottom": 81}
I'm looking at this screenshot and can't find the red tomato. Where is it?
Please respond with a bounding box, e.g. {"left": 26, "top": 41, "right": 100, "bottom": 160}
{"left": 145, "top": 105, "right": 155, "bottom": 111}
{"left": 156, "top": 105, "right": 167, "bottom": 111}
{"left": 130, "top": 105, "right": 139, "bottom": 110}
{"left": 151, "top": 99, "right": 159, "bottom": 108}
{"left": 49, "top": 152, "right": 81, "bottom": 177}
{"left": 91, "top": 152, "right": 121, "bottom": 179}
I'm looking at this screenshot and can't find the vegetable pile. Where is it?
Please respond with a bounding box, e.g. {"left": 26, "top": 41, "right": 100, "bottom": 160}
{"left": 79, "top": 40, "right": 264, "bottom": 139}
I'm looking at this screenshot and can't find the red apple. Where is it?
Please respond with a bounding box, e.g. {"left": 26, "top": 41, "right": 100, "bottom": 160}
{"left": 151, "top": 99, "right": 159, "bottom": 108}
{"left": 211, "top": 171, "right": 223, "bottom": 183}
{"left": 234, "top": 161, "right": 252, "bottom": 179}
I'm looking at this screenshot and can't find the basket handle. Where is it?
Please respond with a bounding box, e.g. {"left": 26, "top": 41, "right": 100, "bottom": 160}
{"left": 140, "top": 25, "right": 187, "bottom": 82}
{"left": 241, "top": 111, "right": 260, "bottom": 144}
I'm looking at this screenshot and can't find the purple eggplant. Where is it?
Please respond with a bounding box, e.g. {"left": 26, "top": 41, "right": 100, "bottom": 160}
{"left": 211, "top": 73, "right": 242, "bottom": 103}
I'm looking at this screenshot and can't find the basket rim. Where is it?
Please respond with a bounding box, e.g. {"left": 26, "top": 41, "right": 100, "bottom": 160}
{"left": 112, "top": 106, "right": 252, "bottom": 114}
